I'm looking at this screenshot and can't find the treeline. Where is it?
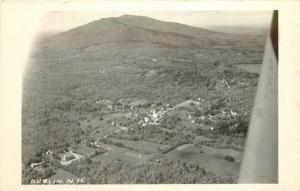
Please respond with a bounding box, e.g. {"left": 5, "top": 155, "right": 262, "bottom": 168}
{"left": 65, "top": 157, "right": 235, "bottom": 184}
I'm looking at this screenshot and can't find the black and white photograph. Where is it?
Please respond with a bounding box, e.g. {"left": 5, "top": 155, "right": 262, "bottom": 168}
{"left": 19, "top": 10, "right": 279, "bottom": 184}
{"left": 4, "top": 0, "right": 300, "bottom": 189}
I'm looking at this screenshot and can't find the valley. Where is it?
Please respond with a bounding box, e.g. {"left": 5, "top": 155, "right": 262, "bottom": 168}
{"left": 22, "top": 15, "right": 265, "bottom": 184}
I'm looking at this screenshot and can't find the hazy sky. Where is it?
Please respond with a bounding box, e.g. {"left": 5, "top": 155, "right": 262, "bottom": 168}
{"left": 39, "top": 11, "right": 273, "bottom": 34}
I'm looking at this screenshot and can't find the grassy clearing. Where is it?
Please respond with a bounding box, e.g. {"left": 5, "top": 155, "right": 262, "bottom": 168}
{"left": 166, "top": 144, "right": 241, "bottom": 177}
{"left": 91, "top": 143, "right": 146, "bottom": 163}
{"left": 107, "top": 138, "right": 165, "bottom": 154}
{"left": 73, "top": 146, "right": 99, "bottom": 156}
{"left": 235, "top": 64, "right": 261, "bottom": 74}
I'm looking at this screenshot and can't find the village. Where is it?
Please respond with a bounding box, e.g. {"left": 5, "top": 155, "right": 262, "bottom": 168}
{"left": 28, "top": 91, "right": 248, "bottom": 183}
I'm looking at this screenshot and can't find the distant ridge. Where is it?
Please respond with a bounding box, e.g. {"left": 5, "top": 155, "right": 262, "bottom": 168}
{"left": 41, "top": 15, "right": 266, "bottom": 49}
{"left": 115, "top": 14, "right": 221, "bottom": 36}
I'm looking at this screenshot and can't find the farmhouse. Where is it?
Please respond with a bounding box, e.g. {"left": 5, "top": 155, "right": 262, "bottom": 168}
{"left": 30, "top": 162, "right": 41, "bottom": 168}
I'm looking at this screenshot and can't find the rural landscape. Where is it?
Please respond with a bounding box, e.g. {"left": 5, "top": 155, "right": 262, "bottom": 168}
{"left": 22, "top": 14, "right": 267, "bottom": 184}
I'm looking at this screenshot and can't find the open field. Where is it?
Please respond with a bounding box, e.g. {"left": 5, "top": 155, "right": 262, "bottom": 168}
{"left": 107, "top": 138, "right": 166, "bottom": 154}
{"left": 91, "top": 143, "right": 146, "bottom": 163}
{"left": 235, "top": 64, "right": 262, "bottom": 73}
{"left": 166, "top": 144, "right": 242, "bottom": 177}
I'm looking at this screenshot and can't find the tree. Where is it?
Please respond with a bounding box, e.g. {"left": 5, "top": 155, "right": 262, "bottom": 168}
{"left": 43, "top": 167, "right": 56, "bottom": 178}
{"left": 41, "top": 159, "right": 49, "bottom": 168}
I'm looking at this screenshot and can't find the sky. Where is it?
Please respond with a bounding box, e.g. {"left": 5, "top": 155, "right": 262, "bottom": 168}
{"left": 38, "top": 11, "right": 273, "bottom": 34}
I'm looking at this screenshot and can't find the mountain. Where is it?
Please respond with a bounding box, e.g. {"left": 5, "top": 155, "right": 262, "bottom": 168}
{"left": 41, "top": 15, "right": 266, "bottom": 49}
{"left": 115, "top": 15, "right": 219, "bottom": 37}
